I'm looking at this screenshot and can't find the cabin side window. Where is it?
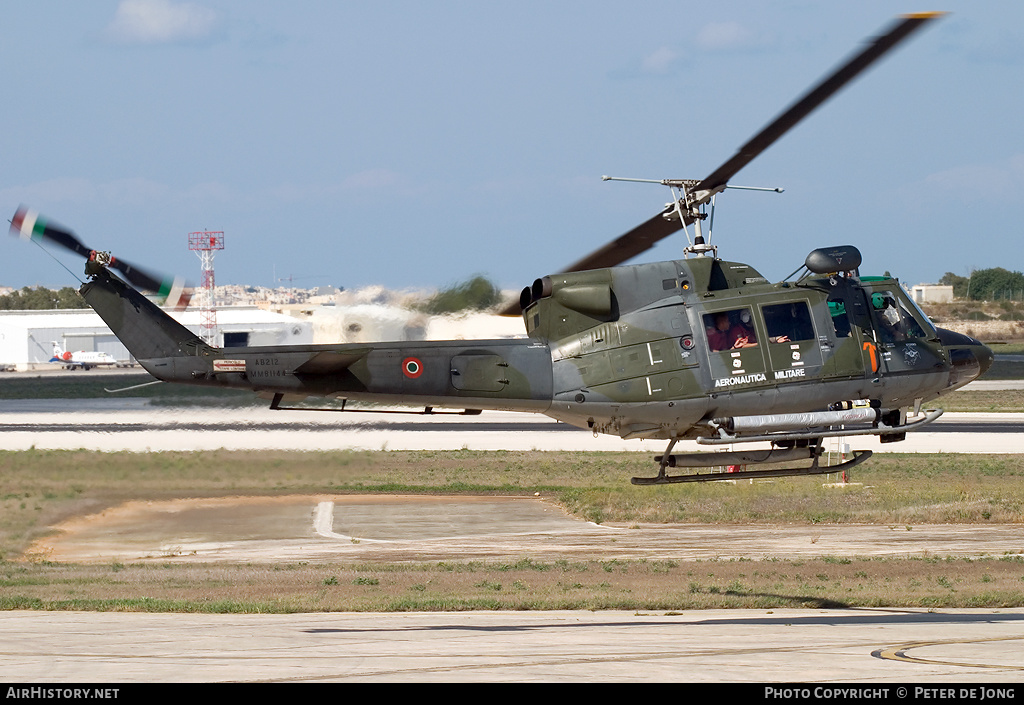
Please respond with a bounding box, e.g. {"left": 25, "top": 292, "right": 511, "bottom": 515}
{"left": 827, "top": 298, "right": 852, "bottom": 338}
{"left": 762, "top": 302, "right": 815, "bottom": 344}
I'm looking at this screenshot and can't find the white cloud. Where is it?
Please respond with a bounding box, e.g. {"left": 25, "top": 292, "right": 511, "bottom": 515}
{"left": 339, "top": 169, "right": 401, "bottom": 191}
{"left": 105, "top": 0, "right": 218, "bottom": 45}
{"left": 925, "top": 155, "right": 1024, "bottom": 203}
{"left": 696, "top": 21, "right": 768, "bottom": 52}
{"left": 896, "top": 154, "right": 1024, "bottom": 211}
{"left": 3, "top": 170, "right": 410, "bottom": 218}
{"left": 641, "top": 47, "right": 681, "bottom": 74}
{"left": 1, "top": 177, "right": 97, "bottom": 205}
{"left": 268, "top": 170, "right": 403, "bottom": 203}
{"left": 1, "top": 177, "right": 175, "bottom": 209}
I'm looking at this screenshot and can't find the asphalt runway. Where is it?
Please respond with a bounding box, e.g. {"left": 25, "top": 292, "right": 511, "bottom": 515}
{"left": 4, "top": 608, "right": 1024, "bottom": 682}
{"left": 0, "top": 399, "right": 1022, "bottom": 453}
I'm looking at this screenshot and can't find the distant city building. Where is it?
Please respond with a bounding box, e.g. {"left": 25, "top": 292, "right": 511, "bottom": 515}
{"left": 0, "top": 284, "right": 525, "bottom": 370}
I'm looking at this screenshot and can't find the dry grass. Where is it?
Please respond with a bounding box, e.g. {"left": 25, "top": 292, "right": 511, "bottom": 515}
{"left": 942, "top": 389, "right": 1024, "bottom": 412}
{"left": 4, "top": 555, "right": 1023, "bottom": 612}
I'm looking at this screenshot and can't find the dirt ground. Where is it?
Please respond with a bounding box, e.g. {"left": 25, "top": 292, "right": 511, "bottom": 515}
{"left": 27, "top": 493, "right": 1024, "bottom": 565}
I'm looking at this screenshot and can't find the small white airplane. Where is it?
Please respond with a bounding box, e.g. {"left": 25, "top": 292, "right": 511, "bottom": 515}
{"left": 50, "top": 342, "right": 119, "bottom": 370}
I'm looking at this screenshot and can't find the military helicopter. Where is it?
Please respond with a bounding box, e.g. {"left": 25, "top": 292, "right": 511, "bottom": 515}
{"left": 10, "top": 12, "right": 994, "bottom": 485}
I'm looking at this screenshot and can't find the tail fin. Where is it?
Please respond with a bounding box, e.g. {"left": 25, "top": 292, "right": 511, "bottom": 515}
{"left": 80, "top": 268, "right": 208, "bottom": 366}
{"left": 50, "top": 342, "right": 72, "bottom": 362}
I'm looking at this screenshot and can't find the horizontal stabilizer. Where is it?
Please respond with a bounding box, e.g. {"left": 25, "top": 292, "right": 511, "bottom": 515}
{"left": 293, "top": 350, "right": 371, "bottom": 375}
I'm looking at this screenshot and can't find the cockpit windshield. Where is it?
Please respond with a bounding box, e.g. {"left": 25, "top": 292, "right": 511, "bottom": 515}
{"left": 869, "top": 289, "right": 928, "bottom": 343}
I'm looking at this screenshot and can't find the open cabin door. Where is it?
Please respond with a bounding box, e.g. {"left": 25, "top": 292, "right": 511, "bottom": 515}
{"left": 758, "top": 300, "right": 824, "bottom": 383}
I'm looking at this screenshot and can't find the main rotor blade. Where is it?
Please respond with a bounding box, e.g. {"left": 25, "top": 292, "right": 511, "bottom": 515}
{"left": 505, "top": 13, "right": 943, "bottom": 318}
{"left": 498, "top": 204, "right": 688, "bottom": 315}
{"left": 693, "top": 12, "right": 944, "bottom": 197}
{"left": 559, "top": 203, "right": 689, "bottom": 273}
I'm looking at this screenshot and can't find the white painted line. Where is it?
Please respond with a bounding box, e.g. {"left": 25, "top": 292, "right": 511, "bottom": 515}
{"left": 313, "top": 501, "right": 389, "bottom": 543}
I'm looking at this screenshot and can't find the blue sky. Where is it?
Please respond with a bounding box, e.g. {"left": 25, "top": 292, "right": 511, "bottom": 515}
{"left": 3, "top": 1, "right": 1022, "bottom": 295}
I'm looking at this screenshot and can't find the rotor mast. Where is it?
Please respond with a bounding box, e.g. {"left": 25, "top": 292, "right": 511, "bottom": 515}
{"left": 601, "top": 176, "right": 784, "bottom": 258}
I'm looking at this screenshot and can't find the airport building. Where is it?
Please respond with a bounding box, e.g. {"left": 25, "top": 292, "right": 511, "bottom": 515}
{"left": 0, "top": 307, "right": 313, "bottom": 371}
{"left": 910, "top": 284, "right": 955, "bottom": 305}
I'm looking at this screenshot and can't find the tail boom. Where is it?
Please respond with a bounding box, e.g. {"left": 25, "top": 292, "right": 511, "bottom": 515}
{"left": 80, "top": 268, "right": 553, "bottom": 413}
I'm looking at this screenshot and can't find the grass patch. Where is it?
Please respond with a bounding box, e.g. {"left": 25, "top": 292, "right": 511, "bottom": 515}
{"left": 979, "top": 359, "right": 1024, "bottom": 381}
{"left": 3, "top": 556, "right": 1023, "bottom": 613}
{"left": 941, "top": 388, "right": 1024, "bottom": 412}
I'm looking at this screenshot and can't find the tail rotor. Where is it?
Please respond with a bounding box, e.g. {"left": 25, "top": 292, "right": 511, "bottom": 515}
{"left": 10, "top": 206, "right": 191, "bottom": 310}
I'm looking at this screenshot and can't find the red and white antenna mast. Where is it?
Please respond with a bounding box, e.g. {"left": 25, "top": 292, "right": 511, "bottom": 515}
{"left": 188, "top": 230, "right": 225, "bottom": 345}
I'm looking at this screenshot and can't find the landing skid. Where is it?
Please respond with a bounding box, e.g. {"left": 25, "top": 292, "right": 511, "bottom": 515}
{"left": 268, "top": 393, "right": 482, "bottom": 416}
{"left": 631, "top": 437, "right": 872, "bottom": 485}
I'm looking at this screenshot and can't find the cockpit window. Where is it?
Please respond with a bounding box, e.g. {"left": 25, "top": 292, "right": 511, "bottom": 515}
{"left": 870, "top": 290, "right": 926, "bottom": 343}
{"left": 763, "top": 302, "right": 815, "bottom": 343}
{"left": 901, "top": 292, "right": 939, "bottom": 337}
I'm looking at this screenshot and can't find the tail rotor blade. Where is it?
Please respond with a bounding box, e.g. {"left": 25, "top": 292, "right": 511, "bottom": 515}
{"left": 110, "top": 257, "right": 164, "bottom": 293}
{"left": 111, "top": 259, "right": 192, "bottom": 310}
{"left": 10, "top": 206, "right": 93, "bottom": 258}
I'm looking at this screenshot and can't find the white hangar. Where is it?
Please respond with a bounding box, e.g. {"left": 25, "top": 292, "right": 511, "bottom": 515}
{"left": 0, "top": 306, "right": 313, "bottom": 370}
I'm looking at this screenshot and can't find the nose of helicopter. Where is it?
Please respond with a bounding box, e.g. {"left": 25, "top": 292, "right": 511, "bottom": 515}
{"left": 936, "top": 328, "right": 994, "bottom": 389}
{"left": 975, "top": 340, "right": 994, "bottom": 377}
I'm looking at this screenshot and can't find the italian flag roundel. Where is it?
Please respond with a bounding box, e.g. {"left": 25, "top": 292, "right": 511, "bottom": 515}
{"left": 402, "top": 357, "right": 423, "bottom": 378}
